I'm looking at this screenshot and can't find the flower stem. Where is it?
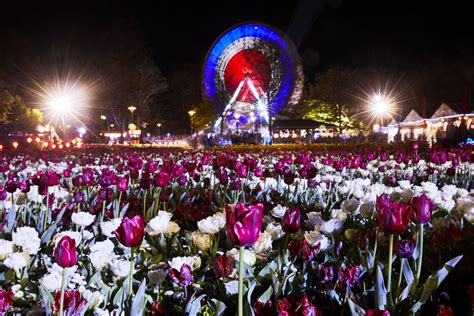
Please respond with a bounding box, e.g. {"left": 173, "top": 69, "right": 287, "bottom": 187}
{"left": 396, "top": 258, "right": 404, "bottom": 302}
{"left": 416, "top": 224, "right": 424, "bottom": 282}
{"left": 129, "top": 247, "right": 135, "bottom": 298}
{"left": 387, "top": 234, "right": 394, "bottom": 300}
{"left": 59, "top": 267, "right": 67, "bottom": 316}
{"left": 143, "top": 190, "right": 147, "bottom": 218}
{"left": 238, "top": 246, "right": 244, "bottom": 316}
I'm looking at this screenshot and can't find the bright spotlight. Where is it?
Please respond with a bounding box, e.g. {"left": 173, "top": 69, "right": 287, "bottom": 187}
{"left": 370, "top": 93, "right": 391, "bottom": 115}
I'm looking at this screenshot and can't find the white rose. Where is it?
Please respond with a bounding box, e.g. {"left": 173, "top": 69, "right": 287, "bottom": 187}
{"left": 110, "top": 259, "right": 130, "bottom": 278}
{"left": 265, "top": 223, "right": 285, "bottom": 240}
{"left": 168, "top": 256, "right": 201, "bottom": 271}
{"left": 4, "top": 252, "right": 29, "bottom": 271}
{"left": 304, "top": 230, "right": 330, "bottom": 250}
{"left": 0, "top": 239, "right": 15, "bottom": 259}
{"left": 72, "top": 212, "right": 96, "bottom": 227}
{"left": 12, "top": 227, "right": 41, "bottom": 255}
{"left": 226, "top": 248, "right": 256, "bottom": 267}
{"left": 271, "top": 205, "right": 287, "bottom": 218}
{"left": 252, "top": 231, "right": 272, "bottom": 254}
{"left": 197, "top": 212, "right": 226, "bottom": 234}
{"left": 100, "top": 218, "right": 122, "bottom": 238}
{"left": 192, "top": 231, "right": 212, "bottom": 251}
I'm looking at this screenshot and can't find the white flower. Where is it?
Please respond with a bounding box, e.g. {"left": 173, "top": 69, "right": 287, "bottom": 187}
{"left": 12, "top": 227, "right": 41, "bottom": 255}
{"left": 110, "top": 259, "right": 130, "bottom": 278}
{"left": 197, "top": 212, "right": 226, "bottom": 234}
{"left": 398, "top": 180, "right": 412, "bottom": 190}
{"left": 72, "top": 212, "right": 96, "bottom": 227}
{"left": 271, "top": 205, "right": 287, "bottom": 218}
{"left": 83, "top": 290, "right": 104, "bottom": 310}
{"left": 0, "top": 239, "right": 15, "bottom": 259}
{"left": 304, "top": 230, "right": 330, "bottom": 250}
{"left": 226, "top": 248, "right": 256, "bottom": 267}
{"left": 4, "top": 252, "right": 29, "bottom": 271}
{"left": 192, "top": 231, "right": 212, "bottom": 251}
{"left": 82, "top": 230, "right": 94, "bottom": 241}
{"left": 40, "top": 271, "right": 62, "bottom": 292}
{"left": 89, "top": 240, "right": 115, "bottom": 270}
{"left": 464, "top": 206, "right": 474, "bottom": 222}
{"left": 252, "top": 231, "right": 273, "bottom": 254}
{"left": 320, "top": 219, "right": 345, "bottom": 235}
{"left": 54, "top": 231, "right": 82, "bottom": 246}
{"left": 100, "top": 218, "right": 122, "bottom": 238}
{"left": 265, "top": 223, "right": 285, "bottom": 240}
{"left": 306, "top": 212, "right": 324, "bottom": 226}
{"left": 148, "top": 211, "right": 181, "bottom": 236}
{"left": 168, "top": 256, "right": 201, "bottom": 271}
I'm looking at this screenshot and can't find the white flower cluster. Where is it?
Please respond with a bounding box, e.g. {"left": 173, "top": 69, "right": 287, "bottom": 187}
{"left": 147, "top": 211, "right": 180, "bottom": 236}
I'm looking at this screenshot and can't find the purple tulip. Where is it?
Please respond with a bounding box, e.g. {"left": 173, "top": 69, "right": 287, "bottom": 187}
{"left": 54, "top": 236, "right": 77, "bottom": 268}
{"left": 225, "top": 202, "right": 263, "bottom": 246}
{"left": 282, "top": 207, "right": 301, "bottom": 233}
{"left": 117, "top": 177, "right": 128, "bottom": 192}
{"left": 376, "top": 194, "right": 413, "bottom": 234}
{"left": 168, "top": 263, "right": 194, "bottom": 286}
{"left": 411, "top": 194, "right": 432, "bottom": 224}
{"left": 395, "top": 239, "right": 415, "bottom": 258}
{"left": 113, "top": 215, "right": 144, "bottom": 248}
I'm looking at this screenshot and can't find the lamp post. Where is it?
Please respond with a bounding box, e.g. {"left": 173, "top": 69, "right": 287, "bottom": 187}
{"left": 188, "top": 110, "right": 196, "bottom": 135}
{"left": 128, "top": 106, "right": 137, "bottom": 125}
{"left": 100, "top": 115, "right": 109, "bottom": 131}
{"left": 157, "top": 123, "right": 162, "bottom": 138}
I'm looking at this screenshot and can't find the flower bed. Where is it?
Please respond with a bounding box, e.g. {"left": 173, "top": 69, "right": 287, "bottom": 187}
{"left": 0, "top": 143, "right": 472, "bottom": 315}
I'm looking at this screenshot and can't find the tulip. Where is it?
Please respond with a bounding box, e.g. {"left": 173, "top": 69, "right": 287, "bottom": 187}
{"left": 225, "top": 203, "right": 263, "bottom": 247}
{"left": 411, "top": 194, "right": 432, "bottom": 224}
{"left": 54, "top": 236, "right": 77, "bottom": 316}
{"left": 213, "top": 254, "right": 234, "bottom": 278}
{"left": 113, "top": 215, "right": 144, "bottom": 298}
{"left": 114, "top": 215, "right": 144, "bottom": 248}
{"left": 225, "top": 202, "right": 263, "bottom": 316}
{"left": 54, "top": 236, "right": 77, "bottom": 268}
{"left": 53, "top": 290, "right": 87, "bottom": 315}
{"left": 0, "top": 289, "right": 14, "bottom": 313}
{"left": 411, "top": 194, "right": 432, "bottom": 284}
{"left": 117, "top": 177, "right": 128, "bottom": 192}
{"left": 168, "top": 263, "right": 194, "bottom": 287}
{"left": 253, "top": 300, "right": 272, "bottom": 316}
{"left": 376, "top": 194, "right": 412, "bottom": 299}
{"left": 282, "top": 207, "right": 300, "bottom": 233}
{"left": 376, "top": 194, "right": 413, "bottom": 235}
{"left": 395, "top": 239, "right": 414, "bottom": 259}
{"left": 366, "top": 310, "right": 390, "bottom": 316}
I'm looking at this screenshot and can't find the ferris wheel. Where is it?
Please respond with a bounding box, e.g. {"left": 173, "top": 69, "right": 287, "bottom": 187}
{"left": 203, "top": 22, "right": 303, "bottom": 133}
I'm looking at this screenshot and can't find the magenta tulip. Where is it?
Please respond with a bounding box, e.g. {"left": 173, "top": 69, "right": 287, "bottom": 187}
{"left": 376, "top": 194, "right": 413, "bottom": 234}
{"left": 225, "top": 203, "right": 263, "bottom": 246}
{"left": 282, "top": 207, "right": 301, "bottom": 233}
{"left": 117, "top": 177, "right": 128, "bottom": 192}
{"left": 54, "top": 236, "right": 77, "bottom": 268}
{"left": 411, "top": 194, "right": 432, "bottom": 224}
{"left": 114, "top": 215, "right": 144, "bottom": 248}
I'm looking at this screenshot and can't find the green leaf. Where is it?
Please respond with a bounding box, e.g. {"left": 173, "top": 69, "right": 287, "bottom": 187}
{"left": 258, "top": 285, "right": 273, "bottom": 303}
{"left": 131, "top": 279, "right": 147, "bottom": 315}
{"left": 375, "top": 263, "right": 387, "bottom": 310}
{"left": 41, "top": 223, "right": 57, "bottom": 244}
{"left": 347, "top": 298, "right": 366, "bottom": 316}
{"left": 185, "top": 293, "right": 206, "bottom": 315}
{"left": 38, "top": 284, "right": 53, "bottom": 315}
{"left": 410, "top": 255, "right": 463, "bottom": 312}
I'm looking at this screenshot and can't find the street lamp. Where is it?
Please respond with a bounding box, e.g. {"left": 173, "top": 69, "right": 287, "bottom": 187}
{"left": 100, "top": 115, "right": 109, "bottom": 131}
{"left": 188, "top": 110, "right": 196, "bottom": 135}
{"left": 128, "top": 106, "right": 137, "bottom": 125}
{"left": 157, "top": 123, "right": 162, "bottom": 137}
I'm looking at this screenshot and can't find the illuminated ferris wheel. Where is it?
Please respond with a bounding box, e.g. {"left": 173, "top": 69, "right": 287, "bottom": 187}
{"left": 203, "top": 22, "right": 303, "bottom": 134}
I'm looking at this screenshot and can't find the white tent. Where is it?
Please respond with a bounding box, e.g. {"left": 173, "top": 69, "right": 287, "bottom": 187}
{"left": 431, "top": 103, "right": 457, "bottom": 119}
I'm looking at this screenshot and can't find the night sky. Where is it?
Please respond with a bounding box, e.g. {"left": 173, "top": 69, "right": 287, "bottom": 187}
{"left": 2, "top": 1, "right": 473, "bottom": 73}
{"left": 1, "top": 0, "right": 473, "bottom": 131}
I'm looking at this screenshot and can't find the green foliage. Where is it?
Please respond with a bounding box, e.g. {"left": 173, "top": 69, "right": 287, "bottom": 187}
{"left": 0, "top": 89, "right": 43, "bottom": 133}
{"left": 190, "top": 99, "right": 218, "bottom": 131}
